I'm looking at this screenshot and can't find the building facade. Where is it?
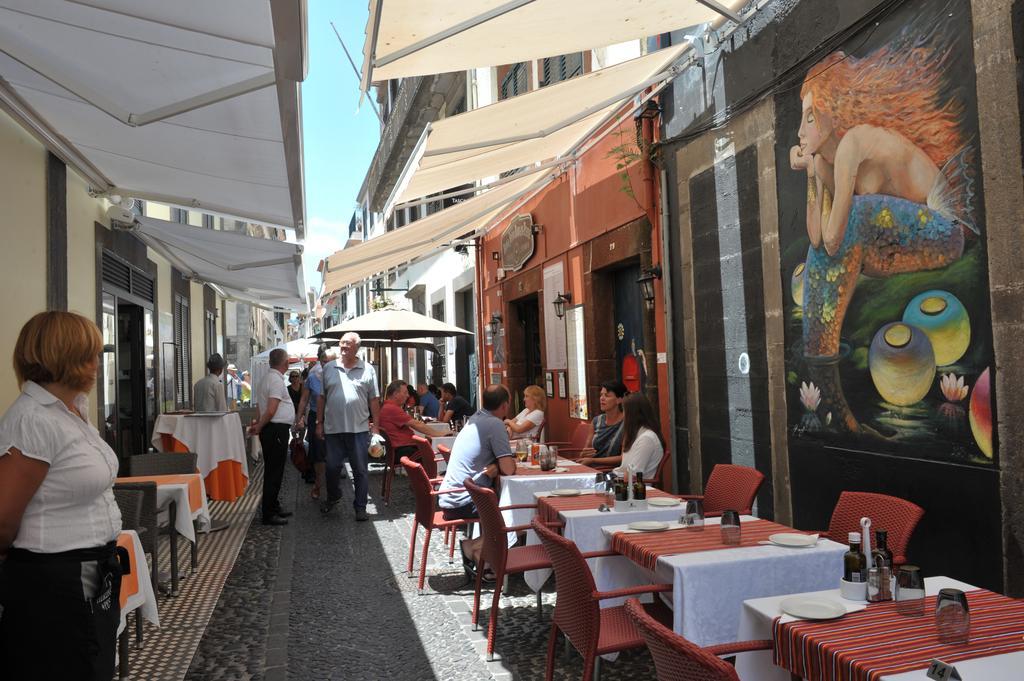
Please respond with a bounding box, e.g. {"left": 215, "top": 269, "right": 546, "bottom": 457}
{"left": 657, "top": 0, "right": 1024, "bottom": 592}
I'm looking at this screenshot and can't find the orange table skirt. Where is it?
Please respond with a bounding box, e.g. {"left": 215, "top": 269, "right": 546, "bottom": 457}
{"left": 117, "top": 532, "right": 139, "bottom": 610}
{"left": 160, "top": 434, "right": 248, "bottom": 502}
{"left": 117, "top": 473, "right": 204, "bottom": 513}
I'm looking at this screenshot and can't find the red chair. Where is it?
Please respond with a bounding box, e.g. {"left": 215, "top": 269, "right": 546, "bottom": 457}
{"left": 436, "top": 444, "right": 451, "bottom": 462}
{"left": 410, "top": 435, "right": 443, "bottom": 479}
{"left": 400, "top": 457, "right": 475, "bottom": 593}
{"left": 623, "top": 598, "right": 772, "bottom": 681}
{"left": 546, "top": 421, "right": 593, "bottom": 459}
{"left": 379, "top": 431, "right": 398, "bottom": 506}
{"left": 463, "top": 478, "right": 553, "bottom": 661}
{"left": 532, "top": 517, "right": 674, "bottom": 680}
{"left": 679, "top": 464, "right": 765, "bottom": 517}
{"left": 824, "top": 491, "right": 924, "bottom": 565}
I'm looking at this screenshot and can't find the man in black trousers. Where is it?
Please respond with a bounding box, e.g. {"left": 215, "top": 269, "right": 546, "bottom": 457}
{"left": 249, "top": 348, "right": 294, "bottom": 525}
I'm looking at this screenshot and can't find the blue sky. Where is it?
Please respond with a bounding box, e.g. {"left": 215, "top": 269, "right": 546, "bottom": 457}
{"left": 298, "top": 2, "right": 380, "bottom": 291}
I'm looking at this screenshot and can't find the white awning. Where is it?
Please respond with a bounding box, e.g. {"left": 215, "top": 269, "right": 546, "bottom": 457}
{"left": 132, "top": 216, "right": 307, "bottom": 312}
{"left": 361, "top": 0, "right": 750, "bottom": 89}
{"left": 0, "top": 0, "right": 307, "bottom": 236}
{"left": 324, "top": 172, "right": 547, "bottom": 295}
{"left": 390, "top": 43, "right": 691, "bottom": 208}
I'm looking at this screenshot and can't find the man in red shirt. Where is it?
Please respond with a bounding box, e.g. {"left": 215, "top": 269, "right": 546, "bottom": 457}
{"left": 379, "top": 380, "right": 438, "bottom": 464}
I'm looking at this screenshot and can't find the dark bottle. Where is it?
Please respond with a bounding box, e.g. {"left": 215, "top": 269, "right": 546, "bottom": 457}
{"left": 843, "top": 532, "right": 867, "bottom": 583}
{"left": 872, "top": 530, "right": 893, "bottom": 570}
{"left": 614, "top": 476, "right": 628, "bottom": 501}
{"left": 632, "top": 472, "right": 646, "bottom": 500}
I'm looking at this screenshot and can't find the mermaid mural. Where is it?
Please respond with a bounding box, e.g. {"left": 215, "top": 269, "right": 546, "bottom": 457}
{"left": 781, "top": 0, "right": 995, "bottom": 463}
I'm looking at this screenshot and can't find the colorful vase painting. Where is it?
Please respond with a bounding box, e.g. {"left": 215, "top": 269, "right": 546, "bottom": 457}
{"left": 868, "top": 322, "right": 936, "bottom": 406}
{"left": 902, "top": 290, "right": 971, "bottom": 366}
{"left": 969, "top": 367, "right": 993, "bottom": 458}
{"left": 791, "top": 263, "right": 805, "bottom": 306}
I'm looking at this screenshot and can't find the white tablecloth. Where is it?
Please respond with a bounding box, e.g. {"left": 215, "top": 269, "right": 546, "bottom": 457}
{"left": 430, "top": 436, "right": 456, "bottom": 453}
{"left": 593, "top": 516, "right": 847, "bottom": 647}
{"left": 524, "top": 492, "right": 687, "bottom": 592}
{"left": 117, "top": 530, "right": 159, "bottom": 635}
{"left": 152, "top": 412, "right": 249, "bottom": 479}
{"left": 156, "top": 478, "right": 212, "bottom": 544}
{"left": 735, "top": 576, "right": 983, "bottom": 681}
{"left": 498, "top": 465, "right": 598, "bottom": 528}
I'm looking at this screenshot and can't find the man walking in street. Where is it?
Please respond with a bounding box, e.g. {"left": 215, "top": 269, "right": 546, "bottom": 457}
{"left": 317, "top": 332, "right": 380, "bottom": 521}
{"left": 438, "top": 385, "right": 516, "bottom": 567}
{"left": 193, "top": 353, "right": 227, "bottom": 412}
{"left": 296, "top": 344, "right": 342, "bottom": 499}
{"left": 249, "top": 348, "right": 294, "bottom": 526}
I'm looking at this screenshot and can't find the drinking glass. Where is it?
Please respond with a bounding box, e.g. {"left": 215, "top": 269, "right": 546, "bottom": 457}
{"left": 719, "top": 509, "right": 741, "bottom": 545}
{"left": 682, "top": 498, "right": 705, "bottom": 530}
{"left": 895, "top": 565, "right": 925, "bottom": 616}
{"left": 935, "top": 588, "right": 970, "bottom": 644}
{"left": 515, "top": 442, "right": 528, "bottom": 463}
{"left": 548, "top": 445, "right": 558, "bottom": 463}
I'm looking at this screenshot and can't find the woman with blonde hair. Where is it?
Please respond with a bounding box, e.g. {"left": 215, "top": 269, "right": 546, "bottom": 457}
{"left": 504, "top": 384, "right": 546, "bottom": 441}
{"left": 0, "top": 311, "right": 124, "bottom": 679}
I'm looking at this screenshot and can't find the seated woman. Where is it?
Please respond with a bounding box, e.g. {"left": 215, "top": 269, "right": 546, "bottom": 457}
{"left": 583, "top": 392, "right": 664, "bottom": 480}
{"left": 504, "top": 385, "right": 546, "bottom": 440}
{"left": 576, "top": 381, "right": 627, "bottom": 466}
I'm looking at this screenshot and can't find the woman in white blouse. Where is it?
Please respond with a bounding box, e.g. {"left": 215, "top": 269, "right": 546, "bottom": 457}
{"left": 504, "top": 384, "right": 546, "bottom": 441}
{"left": 612, "top": 393, "right": 666, "bottom": 480}
{"left": 0, "top": 311, "right": 123, "bottom": 680}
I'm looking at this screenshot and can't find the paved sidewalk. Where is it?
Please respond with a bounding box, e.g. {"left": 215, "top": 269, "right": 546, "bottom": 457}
{"left": 189, "top": 464, "right": 659, "bottom": 680}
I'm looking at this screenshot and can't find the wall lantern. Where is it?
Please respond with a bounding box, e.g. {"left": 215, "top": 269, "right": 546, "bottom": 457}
{"left": 636, "top": 265, "right": 662, "bottom": 310}
{"left": 553, "top": 291, "right": 572, "bottom": 320}
{"left": 488, "top": 313, "right": 503, "bottom": 337}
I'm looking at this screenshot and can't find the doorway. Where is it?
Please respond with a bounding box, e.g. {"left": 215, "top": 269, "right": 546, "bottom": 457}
{"left": 611, "top": 264, "right": 646, "bottom": 394}
{"left": 455, "top": 288, "right": 477, "bottom": 406}
{"left": 511, "top": 295, "right": 543, "bottom": 409}
{"left": 101, "top": 292, "right": 156, "bottom": 470}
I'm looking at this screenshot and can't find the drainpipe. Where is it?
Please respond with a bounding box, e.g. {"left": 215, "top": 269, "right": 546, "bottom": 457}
{"left": 638, "top": 107, "right": 659, "bottom": 411}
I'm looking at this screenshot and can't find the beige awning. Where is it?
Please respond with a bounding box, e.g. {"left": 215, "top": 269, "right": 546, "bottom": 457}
{"left": 324, "top": 172, "right": 546, "bottom": 295}
{"left": 389, "top": 43, "right": 691, "bottom": 208}
{"left": 131, "top": 215, "right": 307, "bottom": 312}
{"left": 361, "top": 0, "right": 750, "bottom": 89}
{"left": 0, "top": 0, "right": 307, "bottom": 236}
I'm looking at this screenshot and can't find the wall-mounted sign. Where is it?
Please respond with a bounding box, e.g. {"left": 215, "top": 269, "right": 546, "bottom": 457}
{"left": 500, "top": 214, "right": 535, "bottom": 272}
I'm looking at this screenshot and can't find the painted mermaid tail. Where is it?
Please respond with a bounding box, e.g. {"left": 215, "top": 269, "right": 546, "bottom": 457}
{"left": 802, "top": 194, "right": 965, "bottom": 358}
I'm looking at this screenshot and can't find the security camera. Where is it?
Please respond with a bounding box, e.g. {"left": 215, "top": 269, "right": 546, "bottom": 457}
{"left": 107, "top": 204, "right": 136, "bottom": 228}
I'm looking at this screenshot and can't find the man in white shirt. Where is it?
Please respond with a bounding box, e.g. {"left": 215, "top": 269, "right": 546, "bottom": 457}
{"left": 316, "top": 333, "right": 380, "bottom": 520}
{"left": 249, "top": 348, "right": 295, "bottom": 525}
{"left": 193, "top": 353, "right": 227, "bottom": 412}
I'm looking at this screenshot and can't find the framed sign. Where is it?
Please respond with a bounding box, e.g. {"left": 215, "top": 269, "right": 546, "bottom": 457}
{"left": 557, "top": 372, "right": 567, "bottom": 399}
{"left": 544, "top": 371, "right": 554, "bottom": 398}
{"left": 500, "top": 214, "right": 535, "bottom": 272}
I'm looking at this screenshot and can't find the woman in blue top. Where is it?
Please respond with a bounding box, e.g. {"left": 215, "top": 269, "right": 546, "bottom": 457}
{"left": 577, "top": 380, "right": 627, "bottom": 466}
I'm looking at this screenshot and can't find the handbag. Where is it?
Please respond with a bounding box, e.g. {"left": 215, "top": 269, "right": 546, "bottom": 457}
{"left": 290, "top": 433, "right": 309, "bottom": 474}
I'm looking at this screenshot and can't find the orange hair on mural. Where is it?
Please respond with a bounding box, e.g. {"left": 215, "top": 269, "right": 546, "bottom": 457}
{"left": 800, "top": 47, "right": 964, "bottom": 166}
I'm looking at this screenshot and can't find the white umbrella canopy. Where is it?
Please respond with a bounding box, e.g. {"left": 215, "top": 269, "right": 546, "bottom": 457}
{"left": 360, "top": 337, "right": 439, "bottom": 352}
{"left": 315, "top": 307, "right": 473, "bottom": 340}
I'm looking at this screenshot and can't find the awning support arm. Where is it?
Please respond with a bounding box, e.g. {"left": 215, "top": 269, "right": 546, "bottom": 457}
{"left": 129, "top": 73, "right": 277, "bottom": 126}
{"left": 372, "top": 0, "right": 537, "bottom": 70}
{"left": 694, "top": 0, "right": 743, "bottom": 24}
{"left": 392, "top": 159, "right": 563, "bottom": 212}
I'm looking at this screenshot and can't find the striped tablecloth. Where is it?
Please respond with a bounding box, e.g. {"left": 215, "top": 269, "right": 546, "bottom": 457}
{"left": 772, "top": 589, "right": 1024, "bottom": 681}
{"left": 612, "top": 519, "right": 804, "bottom": 571}
{"left": 537, "top": 488, "right": 678, "bottom": 523}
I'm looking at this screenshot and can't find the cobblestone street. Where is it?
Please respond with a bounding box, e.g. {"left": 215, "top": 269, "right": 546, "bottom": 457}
{"left": 186, "top": 464, "right": 658, "bottom": 681}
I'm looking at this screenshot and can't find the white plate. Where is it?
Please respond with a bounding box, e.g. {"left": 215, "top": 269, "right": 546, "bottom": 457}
{"left": 628, "top": 521, "right": 670, "bottom": 532}
{"left": 549, "top": 488, "right": 582, "bottom": 497}
{"left": 779, "top": 597, "right": 847, "bottom": 620}
{"left": 552, "top": 467, "right": 569, "bottom": 473}
{"left": 647, "top": 497, "right": 681, "bottom": 507}
{"left": 769, "top": 532, "right": 819, "bottom": 548}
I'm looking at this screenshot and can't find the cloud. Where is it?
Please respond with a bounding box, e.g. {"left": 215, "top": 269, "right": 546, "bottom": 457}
{"left": 293, "top": 216, "right": 348, "bottom": 292}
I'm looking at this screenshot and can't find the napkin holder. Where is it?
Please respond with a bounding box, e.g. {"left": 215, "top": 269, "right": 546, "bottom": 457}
{"left": 840, "top": 578, "right": 868, "bottom": 601}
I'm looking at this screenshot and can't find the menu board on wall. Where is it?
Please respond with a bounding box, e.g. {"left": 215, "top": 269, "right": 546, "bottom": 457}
{"left": 542, "top": 262, "right": 567, "bottom": 370}
{"left": 565, "top": 305, "right": 588, "bottom": 420}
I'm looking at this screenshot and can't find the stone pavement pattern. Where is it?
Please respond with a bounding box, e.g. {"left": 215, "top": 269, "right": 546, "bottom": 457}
{"left": 188, "top": 464, "right": 659, "bottom": 680}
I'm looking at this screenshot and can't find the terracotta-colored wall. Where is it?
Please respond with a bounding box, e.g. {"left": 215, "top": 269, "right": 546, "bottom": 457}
{"left": 478, "top": 117, "right": 671, "bottom": 450}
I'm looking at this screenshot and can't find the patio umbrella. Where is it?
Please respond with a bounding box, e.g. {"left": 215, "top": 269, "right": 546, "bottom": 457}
{"left": 315, "top": 307, "right": 472, "bottom": 378}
